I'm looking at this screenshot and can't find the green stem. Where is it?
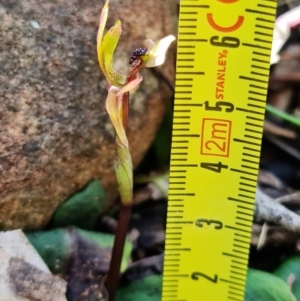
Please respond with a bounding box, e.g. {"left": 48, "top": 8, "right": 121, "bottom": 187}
{"left": 266, "top": 104, "right": 300, "bottom": 127}
{"left": 105, "top": 204, "right": 132, "bottom": 301}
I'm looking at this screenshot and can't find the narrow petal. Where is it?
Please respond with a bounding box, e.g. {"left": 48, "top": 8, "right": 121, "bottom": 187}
{"left": 117, "top": 75, "right": 143, "bottom": 96}
{"left": 97, "top": 0, "right": 109, "bottom": 77}
{"left": 101, "top": 21, "right": 127, "bottom": 86}
{"left": 106, "top": 86, "right": 128, "bottom": 147}
{"left": 143, "top": 35, "right": 175, "bottom": 68}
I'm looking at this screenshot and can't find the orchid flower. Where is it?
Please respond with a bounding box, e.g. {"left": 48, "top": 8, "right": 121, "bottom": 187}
{"left": 97, "top": 0, "right": 175, "bottom": 206}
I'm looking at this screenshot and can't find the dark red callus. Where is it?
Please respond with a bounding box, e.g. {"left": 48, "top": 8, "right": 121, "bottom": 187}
{"left": 129, "top": 47, "right": 147, "bottom": 65}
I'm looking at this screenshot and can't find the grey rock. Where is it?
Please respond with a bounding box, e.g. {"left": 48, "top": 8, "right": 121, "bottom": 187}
{"left": 0, "top": 230, "right": 67, "bottom": 301}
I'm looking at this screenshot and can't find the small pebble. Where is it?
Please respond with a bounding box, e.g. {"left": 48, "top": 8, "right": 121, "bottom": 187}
{"left": 29, "top": 20, "right": 40, "bottom": 29}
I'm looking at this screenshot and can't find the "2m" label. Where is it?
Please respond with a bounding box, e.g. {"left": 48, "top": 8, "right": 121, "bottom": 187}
{"left": 200, "top": 118, "right": 231, "bottom": 157}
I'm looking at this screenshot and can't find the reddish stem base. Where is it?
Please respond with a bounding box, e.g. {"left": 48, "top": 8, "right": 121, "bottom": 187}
{"left": 105, "top": 204, "right": 132, "bottom": 301}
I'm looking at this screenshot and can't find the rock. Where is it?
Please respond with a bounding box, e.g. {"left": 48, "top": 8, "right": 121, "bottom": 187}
{"left": 0, "top": 0, "right": 176, "bottom": 230}
{"left": 0, "top": 229, "right": 67, "bottom": 301}
{"left": 26, "top": 227, "right": 133, "bottom": 300}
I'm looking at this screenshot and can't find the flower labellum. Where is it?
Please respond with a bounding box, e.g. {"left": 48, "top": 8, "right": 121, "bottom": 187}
{"left": 141, "top": 35, "right": 176, "bottom": 68}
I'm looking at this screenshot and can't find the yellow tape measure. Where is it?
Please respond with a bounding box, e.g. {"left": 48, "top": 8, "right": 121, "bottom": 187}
{"left": 162, "top": 1, "right": 276, "bottom": 300}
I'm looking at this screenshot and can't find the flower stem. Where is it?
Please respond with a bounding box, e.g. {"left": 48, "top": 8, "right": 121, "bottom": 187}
{"left": 105, "top": 204, "right": 132, "bottom": 301}
{"left": 105, "top": 74, "right": 137, "bottom": 301}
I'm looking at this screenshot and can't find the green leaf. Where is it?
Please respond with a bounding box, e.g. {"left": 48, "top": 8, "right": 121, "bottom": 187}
{"left": 115, "top": 275, "right": 162, "bottom": 301}
{"left": 115, "top": 140, "right": 133, "bottom": 205}
{"left": 52, "top": 180, "right": 105, "bottom": 229}
{"left": 26, "top": 227, "right": 132, "bottom": 276}
{"left": 245, "top": 268, "right": 296, "bottom": 301}
{"left": 26, "top": 228, "right": 73, "bottom": 276}
{"left": 274, "top": 256, "right": 300, "bottom": 300}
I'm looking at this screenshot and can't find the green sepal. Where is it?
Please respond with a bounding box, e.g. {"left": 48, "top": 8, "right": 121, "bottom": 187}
{"left": 97, "top": 0, "right": 109, "bottom": 80}
{"left": 101, "top": 20, "right": 127, "bottom": 86}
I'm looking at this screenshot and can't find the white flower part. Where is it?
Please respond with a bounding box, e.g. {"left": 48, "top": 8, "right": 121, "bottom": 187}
{"left": 144, "top": 35, "right": 175, "bottom": 68}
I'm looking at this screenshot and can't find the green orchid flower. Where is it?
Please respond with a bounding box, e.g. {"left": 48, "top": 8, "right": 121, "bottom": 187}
{"left": 97, "top": 0, "right": 175, "bottom": 205}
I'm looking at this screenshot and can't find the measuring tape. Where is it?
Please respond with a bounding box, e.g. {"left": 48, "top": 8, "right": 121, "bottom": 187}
{"left": 162, "top": 1, "right": 276, "bottom": 300}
